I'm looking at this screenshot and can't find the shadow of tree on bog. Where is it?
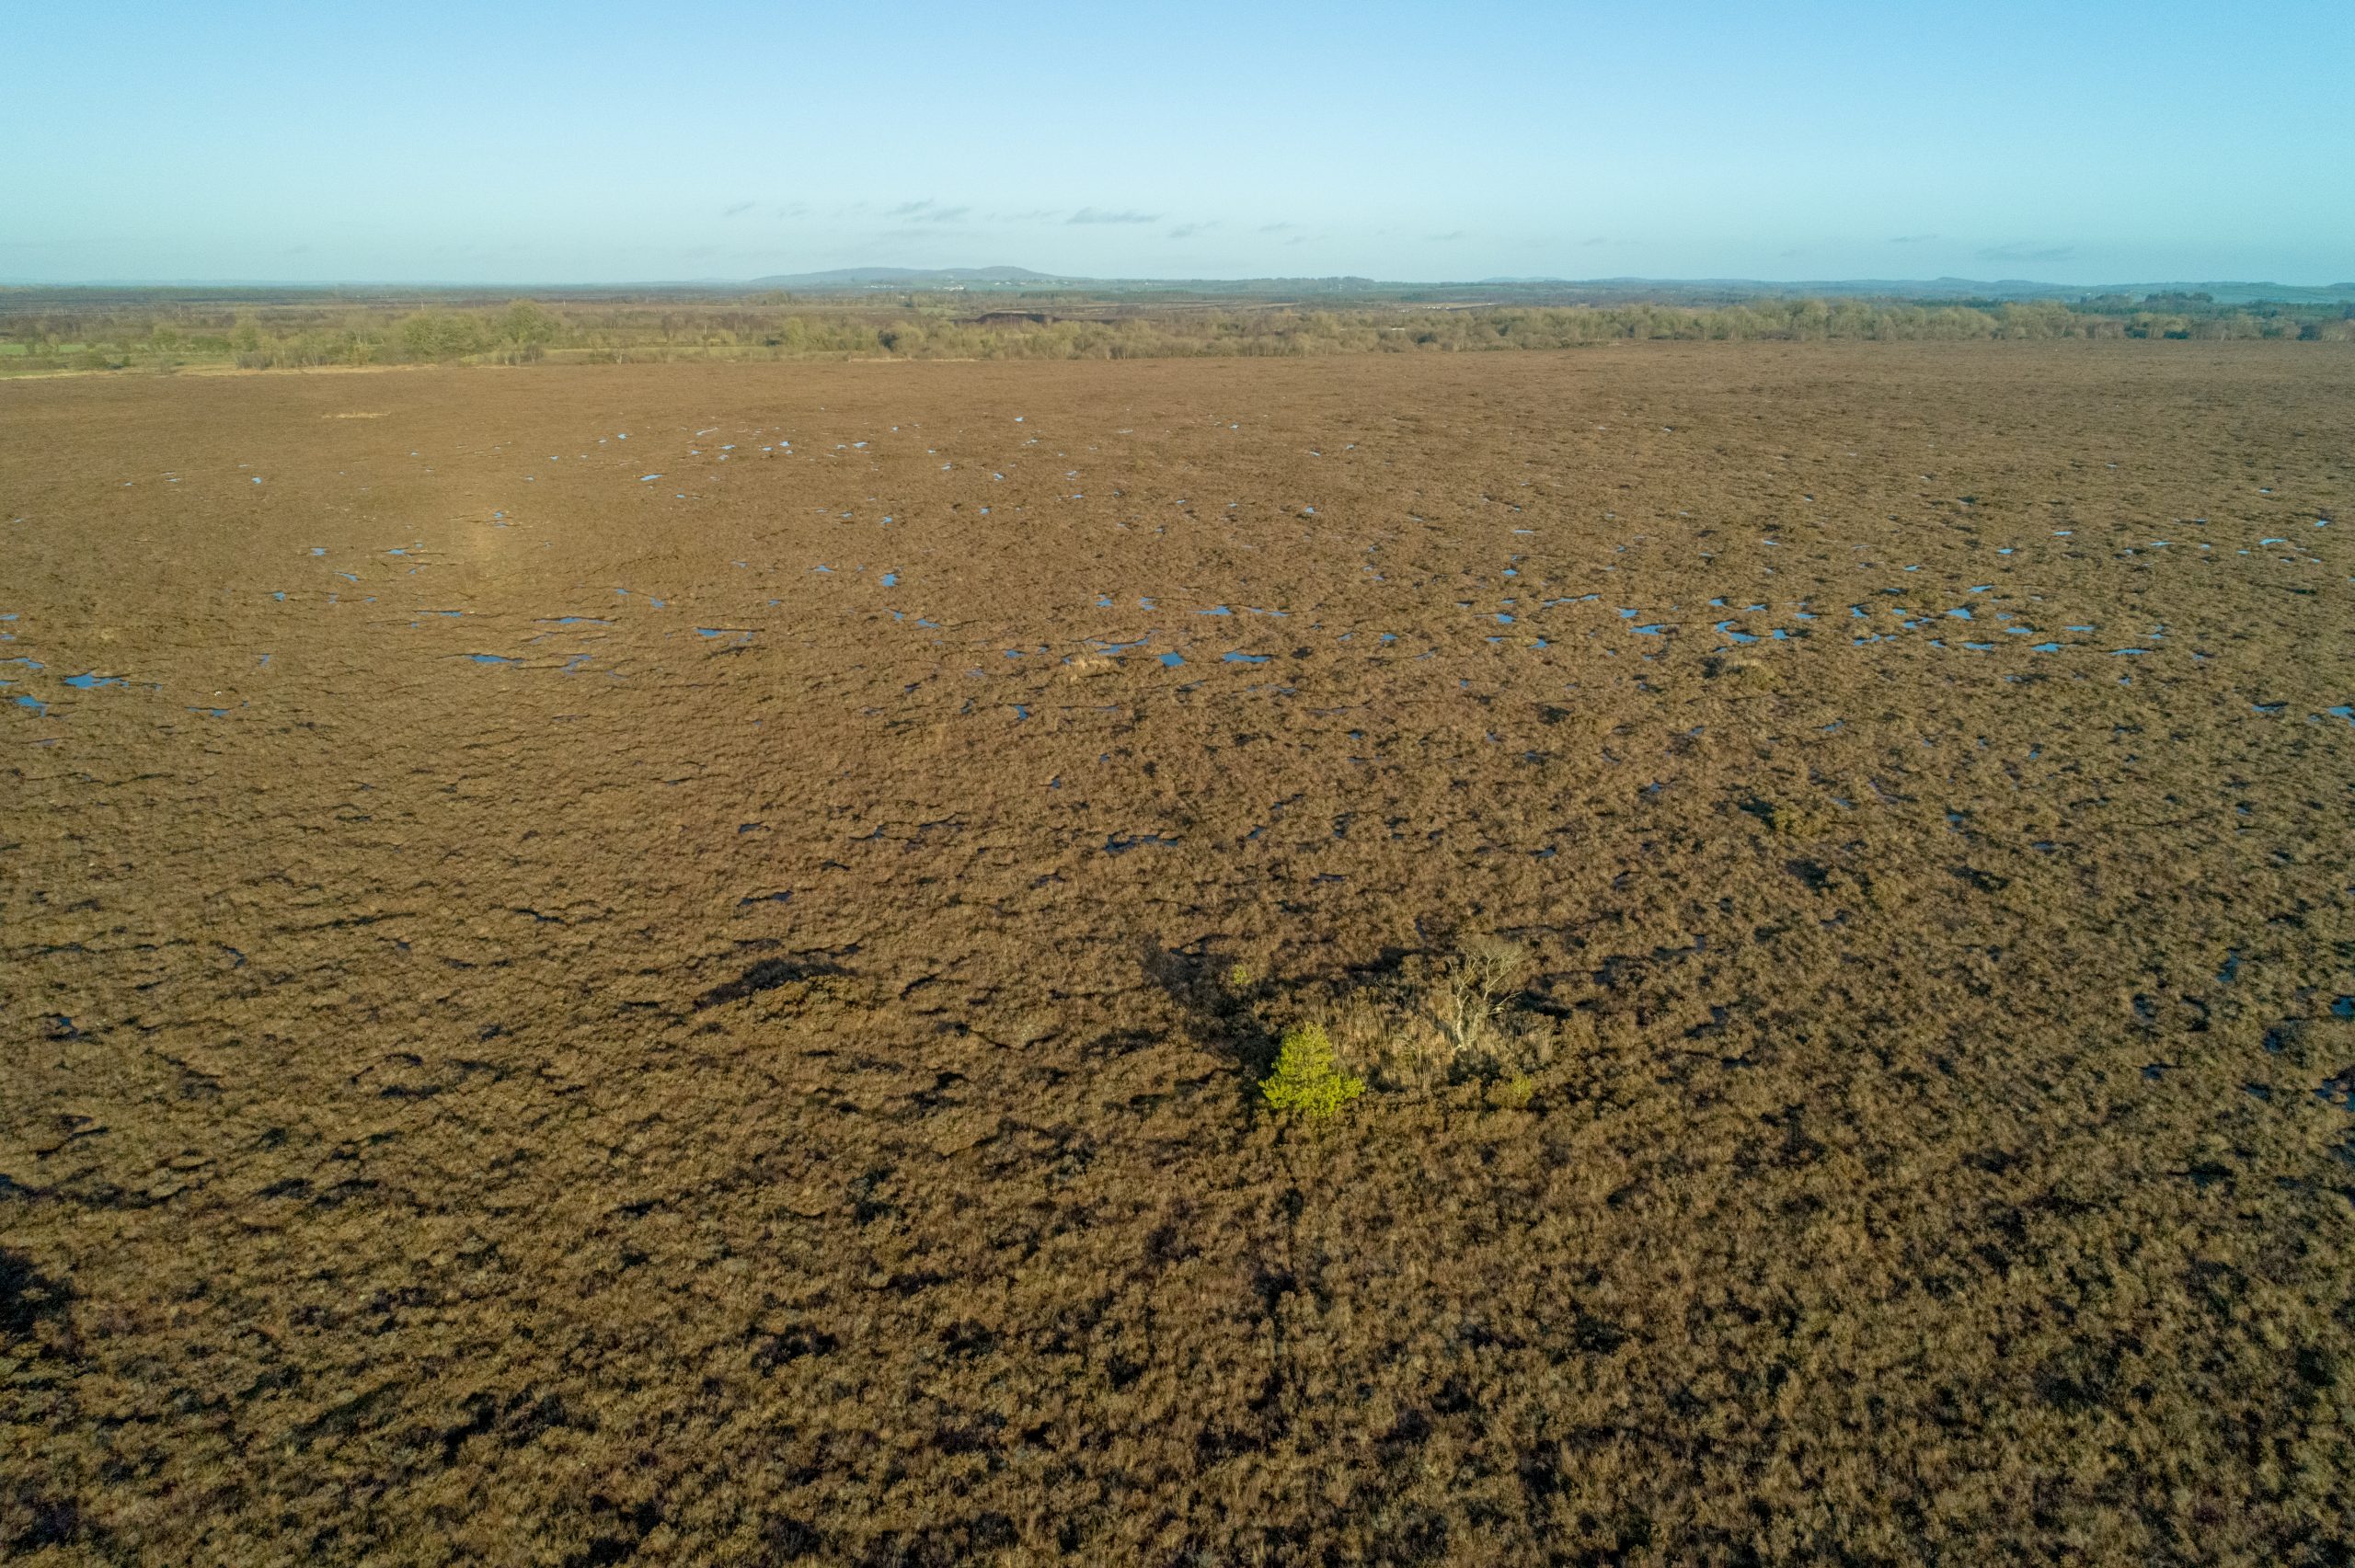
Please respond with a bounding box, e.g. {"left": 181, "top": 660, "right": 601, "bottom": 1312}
{"left": 693, "top": 955, "right": 848, "bottom": 1010}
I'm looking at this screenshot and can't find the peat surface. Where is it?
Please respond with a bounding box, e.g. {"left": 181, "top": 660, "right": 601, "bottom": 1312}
{"left": 4, "top": 343, "right": 2353, "bottom": 1563}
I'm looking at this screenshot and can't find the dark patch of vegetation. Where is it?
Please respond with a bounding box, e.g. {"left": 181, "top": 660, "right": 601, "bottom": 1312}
{"left": 695, "top": 955, "right": 848, "bottom": 1009}
{"left": 5, "top": 284, "right": 2350, "bottom": 375}
{"left": 0, "top": 1248, "right": 68, "bottom": 1338}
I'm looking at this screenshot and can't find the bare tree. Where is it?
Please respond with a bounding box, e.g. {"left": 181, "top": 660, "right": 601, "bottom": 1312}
{"left": 1431, "top": 935, "right": 1527, "bottom": 1057}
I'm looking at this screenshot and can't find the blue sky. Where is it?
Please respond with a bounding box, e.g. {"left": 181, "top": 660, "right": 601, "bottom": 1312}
{"left": 6, "top": 0, "right": 2349, "bottom": 285}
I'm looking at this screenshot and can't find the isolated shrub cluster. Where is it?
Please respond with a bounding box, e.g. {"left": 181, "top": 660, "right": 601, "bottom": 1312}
{"left": 1235, "top": 935, "right": 1574, "bottom": 1125}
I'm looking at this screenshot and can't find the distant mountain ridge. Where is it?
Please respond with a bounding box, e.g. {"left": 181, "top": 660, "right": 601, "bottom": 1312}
{"left": 742, "top": 268, "right": 2355, "bottom": 305}
{"left": 745, "top": 266, "right": 1069, "bottom": 287}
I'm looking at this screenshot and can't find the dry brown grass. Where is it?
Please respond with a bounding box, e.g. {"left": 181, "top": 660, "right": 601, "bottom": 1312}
{"left": 2, "top": 343, "right": 2351, "bottom": 1563}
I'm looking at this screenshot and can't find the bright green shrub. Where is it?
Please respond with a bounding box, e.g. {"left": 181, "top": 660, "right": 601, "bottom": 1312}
{"left": 1259, "top": 1023, "right": 1364, "bottom": 1120}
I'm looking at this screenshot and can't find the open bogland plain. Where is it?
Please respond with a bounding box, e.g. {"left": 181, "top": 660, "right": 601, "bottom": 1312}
{"left": 3, "top": 342, "right": 2353, "bottom": 1565}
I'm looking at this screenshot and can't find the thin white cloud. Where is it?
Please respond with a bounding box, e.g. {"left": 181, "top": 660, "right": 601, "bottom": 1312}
{"left": 885, "top": 200, "right": 969, "bottom": 223}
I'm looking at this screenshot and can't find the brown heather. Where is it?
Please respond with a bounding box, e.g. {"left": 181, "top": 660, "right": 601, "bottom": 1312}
{"left": 2, "top": 341, "right": 2352, "bottom": 1564}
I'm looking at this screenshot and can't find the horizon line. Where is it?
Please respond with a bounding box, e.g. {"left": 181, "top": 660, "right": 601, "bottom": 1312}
{"left": 6, "top": 272, "right": 2353, "bottom": 294}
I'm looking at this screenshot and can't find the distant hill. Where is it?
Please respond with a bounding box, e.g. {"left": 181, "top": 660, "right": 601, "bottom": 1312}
{"left": 745, "top": 266, "right": 1076, "bottom": 288}
{"left": 737, "top": 269, "right": 2354, "bottom": 304}
{"left": 1556, "top": 276, "right": 2355, "bottom": 304}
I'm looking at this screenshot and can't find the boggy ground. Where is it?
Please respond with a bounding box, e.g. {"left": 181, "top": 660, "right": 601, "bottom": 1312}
{"left": 3, "top": 343, "right": 2353, "bottom": 1566}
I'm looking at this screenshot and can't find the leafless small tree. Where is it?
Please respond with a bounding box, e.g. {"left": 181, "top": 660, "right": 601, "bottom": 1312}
{"left": 1431, "top": 935, "right": 1528, "bottom": 1057}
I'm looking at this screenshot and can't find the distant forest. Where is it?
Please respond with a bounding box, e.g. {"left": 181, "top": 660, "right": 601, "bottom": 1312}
{"left": 3, "top": 288, "right": 2349, "bottom": 373}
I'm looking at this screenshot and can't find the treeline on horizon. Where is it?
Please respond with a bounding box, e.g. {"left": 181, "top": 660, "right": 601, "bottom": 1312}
{"left": 5, "top": 292, "right": 2350, "bottom": 373}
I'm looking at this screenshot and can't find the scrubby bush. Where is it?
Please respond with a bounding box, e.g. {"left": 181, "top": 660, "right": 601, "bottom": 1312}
{"left": 1490, "top": 1073, "right": 1537, "bottom": 1111}
{"left": 1259, "top": 1023, "right": 1364, "bottom": 1120}
{"left": 1301, "top": 935, "right": 1563, "bottom": 1092}
{"left": 397, "top": 311, "right": 489, "bottom": 361}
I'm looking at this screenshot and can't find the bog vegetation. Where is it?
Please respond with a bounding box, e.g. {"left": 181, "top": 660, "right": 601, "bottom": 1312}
{"left": 1238, "top": 935, "right": 1565, "bottom": 1115}
{"left": 4, "top": 288, "right": 2349, "bottom": 374}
